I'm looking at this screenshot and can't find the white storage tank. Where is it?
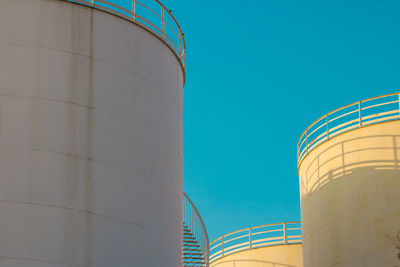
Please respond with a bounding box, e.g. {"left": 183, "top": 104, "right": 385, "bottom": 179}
{"left": 298, "top": 93, "right": 400, "bottom": 266}
{"left": 0, "top": 0, "right": 185, "bottom": 266}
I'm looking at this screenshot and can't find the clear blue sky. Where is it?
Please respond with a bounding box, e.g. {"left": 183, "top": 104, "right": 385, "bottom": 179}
{"left": 115, "top": 0, "right": 400, "bottom": 241}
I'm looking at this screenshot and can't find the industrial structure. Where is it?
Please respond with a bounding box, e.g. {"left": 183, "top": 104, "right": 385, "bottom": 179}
{"left": 208, "top": 92, "right": 400, "bottom": 267}
{"left": 0, "top": 0, "right": 185, "bottom": 266}
{"left": 298, "top": 93, "right": 400, "bottom": 266}
{"left": 0, "top": 0, "right": 399, "bottom": 267}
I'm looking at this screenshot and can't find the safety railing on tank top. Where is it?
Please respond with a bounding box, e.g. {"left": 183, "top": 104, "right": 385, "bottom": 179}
{"left": 209, "top": 221, "right": 302, "bottom": 263}
{"left": 183, "top": 193, "right": 209, "bottom": 267}
{"left": 298, "top": 93, "right": 400, "bottom": 166}
{"left": 64, "top": 0, "right": 186, "bottom": 71}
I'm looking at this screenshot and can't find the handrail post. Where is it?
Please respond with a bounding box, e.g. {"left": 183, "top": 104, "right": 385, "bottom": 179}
{"left": 161, "top": 6, "right": 166, "bottom": 38}
{"left": 249, "top": 228, "right": 252, "bottom": 248}
{"left": 178, "top": 29, "right": 182, "bottom": 58}
{"left": 221, "top": 236, "right": 224, "bottom": 257}
{"left": 306, "top": 128, "right": 309, "bottom": 154}
{"left": 132, "top": 0, "right": 136, "bottom": 21}
{"left": 90, "top": 0, "right": 94, "bottom": 6}
{"left": 283, "top": 223, "right": 286, "bottom": 244}
{"left": 326, "top": 115, "right": 329, "bottom": 140}
{"left": 398, "top": 93, "right": 400, "bottom": 117}
{"left": 358, "top": 101, "right": 362, "bottom": 127}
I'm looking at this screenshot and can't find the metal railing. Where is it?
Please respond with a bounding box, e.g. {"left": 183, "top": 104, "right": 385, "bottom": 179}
{"left": 297, "top": 93, "right": 400, "bottom": 165}
{"left": 183, "top": 192, "right": 209, "bottom": 267}
{"left": 209, "top": 221, "right": 302, "bottom": 263}
{"left": 64, "top": 0, "right": 186, "bottom": 70}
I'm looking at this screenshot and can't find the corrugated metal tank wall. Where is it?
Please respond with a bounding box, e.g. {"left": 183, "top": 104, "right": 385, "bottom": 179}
{"left": 0, "top": 0, "right": 184, "bottom": 266}
{"left": 299, "top": 121, "right": 400, "bottom": 266}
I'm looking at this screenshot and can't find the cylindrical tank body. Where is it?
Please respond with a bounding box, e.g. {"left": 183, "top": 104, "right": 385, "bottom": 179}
{"left": 210, "top": 244, "right": 303, "bottom": 267}
{"left": 0, "top": 0, "right": 184, "bottom": 266}
{"left": 298, "top": 95, "right": 400, "bottom": 266}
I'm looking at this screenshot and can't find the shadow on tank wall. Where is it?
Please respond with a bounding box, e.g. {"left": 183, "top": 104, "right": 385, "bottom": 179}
{"left": 300, "top": 134, "right": 400, "bottom": 197}
{"left": 301, "top": 166, "right": 400, "bottom": 266}
{"left": 299, "top": 130, "right": 400, "bottom": 266}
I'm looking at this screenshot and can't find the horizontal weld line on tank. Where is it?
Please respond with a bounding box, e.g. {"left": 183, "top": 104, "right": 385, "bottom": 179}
{"left": 0, "top": 93, "right": 183, "bottom": 159}
{"left": 303, "top": 244, "right": 394, "bottom": 266}
{"left": 297, "top": 120, "right": 400, "bottom": 171}
{"left": 301, "top": 134, "right": 400, "bottom": 177}
{"left": 0, "top": 145, "right": 181, "bottom": 203}
{"left": 0, "top": 41, "right": 183, "bottom": 107}
{"left": 304, "top": 147, "right": 399, "bottom": 177}
{"left": 304, "top": 160, "right": 400, "bottom": 182}
{"left": 0, "top": 199, "right": 181, "bottom": 251}
{"left": 305, "top": 159, "right": 399, "bottom": 186}
{"left": 302, "top": 203, "right": 400, "bottom": 241}
{"left": 302, "top": 165, "right": 400, "bottom": 199}
{"left": 0, "top": 256, "right": 88, "bottom": 267}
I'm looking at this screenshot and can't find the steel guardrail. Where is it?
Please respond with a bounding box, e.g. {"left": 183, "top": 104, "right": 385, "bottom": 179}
{"left": 183, "top": 193, "right": 209, "bottom": 267}
{"left": 297, "top": 93, "right": 400, "bottom": 166}
{"left": 63, "top": 0, "right": 186, "bottom": 73}
{"left": 209, "top": 221, "right": 302, "bottom": 263}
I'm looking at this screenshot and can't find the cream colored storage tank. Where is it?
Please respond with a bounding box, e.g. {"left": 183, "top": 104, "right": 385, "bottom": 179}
{"left": 209, "top": 222, "right": 303, "bottom": 267}
{"left": 298, "top": 93, "right": 400, "bottom": 267}
{"left": 0, "top": 0, "right": 185, "bottom": 266}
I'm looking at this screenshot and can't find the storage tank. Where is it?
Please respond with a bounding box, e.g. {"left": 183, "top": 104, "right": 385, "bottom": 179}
{"left": 0, "top": 0, "right": 185, "bottom": 266}
{"left": 209, "top": 222, "right": 303, "bottom": 267}
{"left": 297, "top": 93, "right": 400, "bottom": 266}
